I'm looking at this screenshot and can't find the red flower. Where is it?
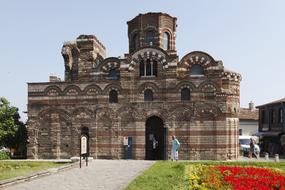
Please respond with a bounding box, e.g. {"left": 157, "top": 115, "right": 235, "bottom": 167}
{"left": 215, "top": 166, "right": 285, "bottom": 190}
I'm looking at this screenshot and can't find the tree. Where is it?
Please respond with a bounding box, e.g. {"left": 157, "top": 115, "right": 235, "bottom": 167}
{"left": 0, "top": 97, "right": 27, "bottom": 157}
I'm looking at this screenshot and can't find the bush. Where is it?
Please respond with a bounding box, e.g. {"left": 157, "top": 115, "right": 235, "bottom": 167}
{"left": 0, "top": 151, "right": 10, "bottom": 160}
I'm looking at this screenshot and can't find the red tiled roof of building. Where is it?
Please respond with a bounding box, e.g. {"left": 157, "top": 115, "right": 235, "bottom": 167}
{"left": 239, "top": 108, "right": 258, "bottom": 121}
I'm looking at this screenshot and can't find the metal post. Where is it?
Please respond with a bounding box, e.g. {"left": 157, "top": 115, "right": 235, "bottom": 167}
{"left": 80, "top": 135, "right": 82, "bottom": 168}
{"left": 275, "top": 154, "right": 280, "bottom": 162}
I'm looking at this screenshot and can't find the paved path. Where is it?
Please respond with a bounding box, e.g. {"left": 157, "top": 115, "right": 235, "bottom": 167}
{"left": 3, "top": 160, "right": 155, "bottom": 190}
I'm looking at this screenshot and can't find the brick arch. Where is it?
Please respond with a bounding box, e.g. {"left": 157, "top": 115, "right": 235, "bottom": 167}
{"left": 83, "top": 84, "right": 102, "bottom": 96}
{"left": 117, "top": 106, "right": 140, "bottom": 122}
{"left": 143, "top": 26, "right": 158, "bottom": 32}
{"left": 38, "top": 108, "right": 71, "bottom": 121}
{"left": 63, "top": 85, "right": 82, "bottom": 96}
{"left": 160, "top": 28, "right": 173, "bottom": 50}
{"left": 37, "top": 108, "right": 73, "bottom": 159}
{"left": 129, "top": 29, "right": 140, "bottom": 39}
{"left": 177, "top": 51, "right": 221, "bottom": 78}
{"left": 175, "top": 81, "right": 196, "bottom": 92}
{"left": 99, "top": 57, "right": 120, "bottom": 73}
{"left": 71, "top": 107, "right": 94, "bottom": 120}
{"left": 143, "top": 27, "right": 158, "bottom": 43}
{"left": 44, "top": 85, "right": 62, "bottom": 96}
{"left": 142, "top": 109, "right": 168, "bottom": 122}
{"left": 128, "top": 47, "right": 169, "bottom": 71}
{"left": 194, "top": 103, "right": 223, "bottom": 119}
{"left": 103, "top": 83, "right": 122, "bottom": 94}
{"left": 167, "top": 105, "right": 193, "bottom": 122}
{"left": 198, "top": 80, "right": 219, "bottom": 92}
{"left": 95, "top": 107, "right": 116, "bottom": 122}
{"left": 179, "top": 51, "right": 218, "bottom": 68}
{"left": 138, "top": 82, "right": 160, "bottom": 93}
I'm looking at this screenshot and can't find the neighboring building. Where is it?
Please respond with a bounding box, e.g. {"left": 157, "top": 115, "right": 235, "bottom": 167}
{"left": 27, "top": 12, "right": 242, "bottom": 160}
{"left": 239, "top": 101, "right": 258, "bottom": 136}
{"left": 256, "top": 98, "right": 285, "bottom": 156}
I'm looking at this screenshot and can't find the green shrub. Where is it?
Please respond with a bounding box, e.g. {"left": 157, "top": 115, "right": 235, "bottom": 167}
{"left": 0, "top": 151, "right": 10, "bottom": 160}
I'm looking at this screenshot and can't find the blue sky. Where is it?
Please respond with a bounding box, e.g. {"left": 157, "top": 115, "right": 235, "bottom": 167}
{"left": 0, "top": 0, "right": 284, "bottom": 121}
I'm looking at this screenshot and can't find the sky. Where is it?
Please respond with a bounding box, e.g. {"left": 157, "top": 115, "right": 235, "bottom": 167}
{"left": 0, "top": 0, "right": 284, "bottom": 122}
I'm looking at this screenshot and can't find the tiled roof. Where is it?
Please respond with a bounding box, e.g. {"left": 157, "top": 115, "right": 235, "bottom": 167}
{"left": 239, "top": 108, "right": 258, "bottom": 121}
{"left": 256, "top": 98, "right": 285, "bottom": 108}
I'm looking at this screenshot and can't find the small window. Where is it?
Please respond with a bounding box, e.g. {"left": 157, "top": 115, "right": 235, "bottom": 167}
{"left": 190, "top": 64, "right": 204, "bottom": 75}
{"left": 131, "top": 33, "right": 139, "bottom": 50}
{"left": 145, "top": 31, "right": 155, "bottom": 46}
{"left": 261, "top": 110, "right": 268, "bottom": 124}
{"left": 163, "top": 32, "right": 170, "bottom": 50}
{"left": 108, "top": 69, "right": 118, "bottom": 80}
{"left": 279, "top": 108, "right": 283, "bottom": 124}
{"left": 144, "top": 89, "right": 153, "bottom": 101}
{"left": 181, "top": 88, "right": 190, "bottom": 101}
{"left": 109, "top": 90, "right": 118, "bottom": 103}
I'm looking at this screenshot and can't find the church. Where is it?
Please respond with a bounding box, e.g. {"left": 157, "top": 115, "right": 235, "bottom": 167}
{"left": 27, "top": 12, "right": 241, "bottom": 160}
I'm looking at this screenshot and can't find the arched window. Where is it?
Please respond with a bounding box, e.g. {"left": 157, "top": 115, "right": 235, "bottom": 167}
{"left": 139, "top": 61, "right": 145, "bottom": 76}
{"left": 108, "top": 69, "right": 118, "bottom": 80}
{"left": 190, "top": 64, "right": 204, "bottom": 75}
{"left": 109, "top": 90, "right": 118, "bottom": 103}
{"left": 145, "top": 31, "right": 155, "bottom": 46}
{"left": 144, "top": 89, "right": 153, "bottom": 101}
{"left": 163, "top": 32, "right": 170, "bottom": 50}
{"left": 131, "top": 33, "right": 139, "bottom": 50}
{"left": 181, "top": 88, "right": 190, "bottom": 101}
{"left": 140, "top": 59, "right": 158, "bottom": 77}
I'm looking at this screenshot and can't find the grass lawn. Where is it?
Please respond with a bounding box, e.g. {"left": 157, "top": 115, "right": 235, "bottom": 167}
{"left": 0, "top": 161, "right": 68, "bottom": 181}
{"left": 125, "top": 161, "right": 285, "bottom": 190}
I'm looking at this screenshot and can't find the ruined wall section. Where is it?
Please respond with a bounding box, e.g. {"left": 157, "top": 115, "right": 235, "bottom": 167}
{"left": 62, "top": 35, "right": 106, "bottom": 82}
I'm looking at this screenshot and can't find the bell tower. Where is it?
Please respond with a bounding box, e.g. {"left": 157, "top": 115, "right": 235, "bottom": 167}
{"left": 127, "top": 12, "right": 177, "bottom": 55}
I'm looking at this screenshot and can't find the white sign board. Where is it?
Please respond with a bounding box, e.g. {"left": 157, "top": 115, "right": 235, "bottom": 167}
{"left": 81, "top": 136, "right": 87, "bottom": 154}
{"left": 123, "top": 137, "right": 128, "bottom": 146}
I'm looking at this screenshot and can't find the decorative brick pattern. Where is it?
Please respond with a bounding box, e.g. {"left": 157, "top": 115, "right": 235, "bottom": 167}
{"left": 27, "top": 12, "right": 241, "bottom": 160}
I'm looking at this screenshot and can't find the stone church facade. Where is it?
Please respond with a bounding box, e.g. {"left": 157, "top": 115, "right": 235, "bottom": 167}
{"left": 27, "top": 12, "right": 242, "bottom": 160}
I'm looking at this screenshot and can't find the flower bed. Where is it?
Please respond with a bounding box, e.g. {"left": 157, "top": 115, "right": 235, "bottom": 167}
{"left": 187, "top": 164, "right": 285, "bottom": 190}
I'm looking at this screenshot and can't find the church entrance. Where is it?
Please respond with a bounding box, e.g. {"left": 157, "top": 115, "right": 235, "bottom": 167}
{"left": 145, "top": 116, "right": 167, "bottom": 160}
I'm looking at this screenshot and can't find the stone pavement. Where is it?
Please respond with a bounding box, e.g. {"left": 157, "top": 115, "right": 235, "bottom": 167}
{"left": 3, "top": 160, "right": 155, "bottom": 190}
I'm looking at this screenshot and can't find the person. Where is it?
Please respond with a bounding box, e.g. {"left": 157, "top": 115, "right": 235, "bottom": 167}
{"left": 152, "top": 136, "right": 158, "bottom": 160}
{"left": 152, "top": 136, "right": 158, "bottom": 150}
{"left": 254, "top": 143, "right": 260, "bottom": 159}
{"left": 171, "top": 135, "right": 180, "bottom": 161}
{"left": 249, "top": 138, "right": 255, "bottom": 158}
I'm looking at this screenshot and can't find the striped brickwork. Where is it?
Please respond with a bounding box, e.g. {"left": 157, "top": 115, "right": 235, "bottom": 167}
{"left": 27, "top": 12, "right": 241, "bottom": 160}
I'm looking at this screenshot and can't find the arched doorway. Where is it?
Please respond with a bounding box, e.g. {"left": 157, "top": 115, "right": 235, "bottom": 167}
{"left": 145, "top": 116, "right": 167, "bottom": 160}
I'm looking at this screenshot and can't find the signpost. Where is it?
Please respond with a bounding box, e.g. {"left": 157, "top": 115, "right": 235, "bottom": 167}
{"left": 80, "top": 134, "right": 89, "bottom": 168}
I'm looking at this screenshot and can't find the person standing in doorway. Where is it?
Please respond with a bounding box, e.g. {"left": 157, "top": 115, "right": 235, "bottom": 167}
{"left": 152, "top": 136, "right": 158, "bottom": 160}
{"left": 171, "top": 135, "right": 180, "bottom": 161}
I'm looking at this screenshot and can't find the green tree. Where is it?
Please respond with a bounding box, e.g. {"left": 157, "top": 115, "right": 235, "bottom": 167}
{"left": 0, "top": 97, "right": 27, "bottom": 157}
